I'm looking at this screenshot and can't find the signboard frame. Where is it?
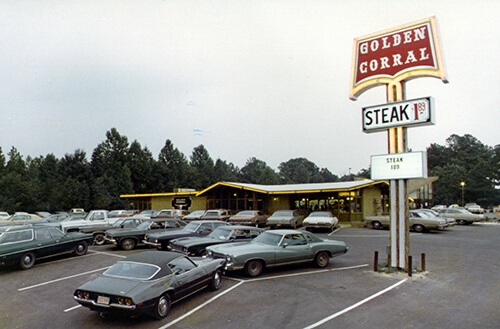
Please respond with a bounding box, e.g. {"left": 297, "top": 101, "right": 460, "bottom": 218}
{"left": 349, "top": 16, "right": 447, "bottom": 100}
{"left": 362, "top": 96, "right": 435, "bottom": 133}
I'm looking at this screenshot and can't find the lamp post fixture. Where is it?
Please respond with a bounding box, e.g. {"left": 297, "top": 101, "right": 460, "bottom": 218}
{"left": 461, "top": 181, "right": 465, "bottom": 207}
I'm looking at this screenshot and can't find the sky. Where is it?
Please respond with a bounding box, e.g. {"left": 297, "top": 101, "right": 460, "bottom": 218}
{"left": 0, "top": 0, "right": 498, "bottom": 177}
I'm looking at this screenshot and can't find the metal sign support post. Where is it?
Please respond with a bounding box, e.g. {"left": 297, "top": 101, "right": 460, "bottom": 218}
{"left": 387, "top": 81, "right": 409, "bottom": 269}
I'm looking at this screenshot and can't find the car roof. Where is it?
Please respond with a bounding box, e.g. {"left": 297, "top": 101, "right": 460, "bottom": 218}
{"left": 122, "top": 251, "right": 184, "bottom": 267}
{"left": 263, "top": 229, "right": 302, "bottom": 234}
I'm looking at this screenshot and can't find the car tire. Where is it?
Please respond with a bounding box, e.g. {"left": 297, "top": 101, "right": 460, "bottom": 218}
{"left": 458, "top": 220, "right": 468, "bottom": 225}
{"left": 93, "top": 233, "right": 105, "bottom": 245}
{"left": 20, "top": 251, "right": 36, "bottom": 270}
{"left": 74, "top": 241, "right": 89, "bottom": 256}
{"left": 371, "top": 221, "right": 382, "bottom": 230}
{"left": 209, "top": 269, "right": 223, "bottom": 291}
{"left": 245, "top": 259, "right": 264, "bottom": 277}
{"left": 314, "top": 251, "right": 330, "bottom": 268}
{"left": 413, "top": 224, "right": 425, "bottom": 233}
{"left": 153, "top": 294, "right": 171, "bottom": 320}
{"left": 121, "top": 238, "right": 136, "bottom": 250}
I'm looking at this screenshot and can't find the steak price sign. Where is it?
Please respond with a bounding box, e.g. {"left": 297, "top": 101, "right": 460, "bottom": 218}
{"left": 349, "top": 16, "right": 447, "bottom": 100}
{"left": 362, "top": 96, "right": 435, "bottom": 133}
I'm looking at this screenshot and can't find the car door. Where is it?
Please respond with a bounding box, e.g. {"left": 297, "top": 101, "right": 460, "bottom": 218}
{"left": 46, "top": 227, "right": 75, "bottom": 254}
{"left": 275, "top": 234, "right": 314, "bottom": 263}
{"left": 34, "top": 228, "right": 58, "bottom": 257}
{"left": 169, "top": 257, "right": 209, "bottom": 301}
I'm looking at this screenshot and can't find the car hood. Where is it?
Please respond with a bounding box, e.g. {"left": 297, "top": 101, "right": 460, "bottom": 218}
{"left": 208, "top": 241, "right": 269, "bottom": 255}
{"left": 146, "top": 230, "right": 190, "bottom": 239}
{"left": 304, "top": 216, "right": 336, "bottom": 223}
{"left": 78, "top": 275, "right": 146, "bottom": 297}
{"left": 171, "top": 236, "right": 221, "bottom": 247}
{"left": 106, "top": 228, "right": 144, "bottom": 236}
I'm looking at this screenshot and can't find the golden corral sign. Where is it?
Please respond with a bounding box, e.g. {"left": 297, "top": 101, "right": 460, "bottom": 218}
{"left": 350, "top": 16, "right": 447, "bottom": 100}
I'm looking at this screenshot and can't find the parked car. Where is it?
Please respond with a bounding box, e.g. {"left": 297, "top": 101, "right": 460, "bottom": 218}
{"left": 467, "top": 205, "right": 485, "bottom": 214}
{"left": 200, "top": 209, "right": 234, "bottom": 221}
{"left": 0, "top": 213, "right": 43, "bottom": 226}
{"left": 431, "top": 205, "right": 447, "bottom": 211}
{"left": 74, "top": 251, "right": 225, "bottom": 320}
{"left": 438, "top": 208, "right": 484, "bottom": 225}
{"left": 181, "top": 210, "right": 206, "bottom": 222}
{"left": 364, "top": 211, "right": 447, "bottom": 232}
{"left": 108, "top": 210, "right": 138, "bottom": 218}
{"left": 143, "top": 220, "right": 229, "bottom": 250}
{"left": 267, "top": 210, "right": 305, "bottom": 229}
{"left": 303, "top": 211, "right": 338, "bottom": 232}
{"left": 0, "top": 225, "right": 93, "bottom": 270}
{"left": 139, "top": 210, "right": 160, "bottom": 217}
{"left": 153, "top": 209, "right": 188, "bottom": 219}
{"left": 415, "top": 209, "right": 456, "bottom": 227}
{"left": 105, "top": 218, "right": 186, "bottom": 250}
{"left": 80, "top": 217, "right": 146, "bottom": 245}
{"left": 0, "top": 212, "right": 10, "bottom": 220}
{"left": 227, "top": 211, "right": 267, "bottom": 227}
{"left": 169, "top": 225, "right": 263, "bottom": 257}
{"left": 206, "top": 229, "right": 348, "bottom": 277}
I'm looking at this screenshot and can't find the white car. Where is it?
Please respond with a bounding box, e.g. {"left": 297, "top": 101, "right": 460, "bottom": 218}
{"left": 303, "top": 211, "right": 338, "bottom": 232}
{"left": 438, "top": 208, "right": 484, "bottom": 225}
{"left": 467, "top": 205, "right": 484, "bottom": 214}
{"left": 0, "top": 212, "right": 10, "bottom": 220}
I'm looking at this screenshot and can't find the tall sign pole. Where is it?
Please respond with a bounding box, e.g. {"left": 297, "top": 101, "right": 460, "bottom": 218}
{"left": 350, "top": 17, "right": 447, "bottom": 269}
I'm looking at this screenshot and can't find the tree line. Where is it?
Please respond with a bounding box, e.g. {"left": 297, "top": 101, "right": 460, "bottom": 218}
{"left": 0, "top": 128, "right": 357, "bottom": 213}
{"left": 0, "top": 129, "right": 497, "bottom": 214}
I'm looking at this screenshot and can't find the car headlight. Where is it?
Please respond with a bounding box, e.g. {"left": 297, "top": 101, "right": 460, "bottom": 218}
{"left": 207, "top": 250, "right": 213, "bottom": 257}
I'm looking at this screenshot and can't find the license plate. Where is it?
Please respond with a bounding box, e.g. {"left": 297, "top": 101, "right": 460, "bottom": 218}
{"left": 97, "top": 296, "right": 110, "bottom": 305}
{"left": 277, "top": 224, "right": 281, "bottom": 227}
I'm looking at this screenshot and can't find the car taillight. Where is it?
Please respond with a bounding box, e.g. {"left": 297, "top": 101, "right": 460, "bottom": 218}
{"left": 118, "top": 297, "right": 133, "bottom": 305}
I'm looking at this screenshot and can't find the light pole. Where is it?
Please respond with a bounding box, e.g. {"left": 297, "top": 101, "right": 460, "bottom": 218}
{"left": 461, "top": 181, "right": 465, "bottom": 206}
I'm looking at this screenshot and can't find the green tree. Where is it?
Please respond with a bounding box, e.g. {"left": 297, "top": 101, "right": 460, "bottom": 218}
{"left": 155, "top": 140, "right": 190, "bottom": 192}
{"left": 128, "top": 140, "right": 155, "bottom": 193}
{"left": 214, "top": 159, "right": 240, "bottom": 182}
{"left": 240, "top": 157, "right": 280, "bottom": 185}
{"left": 188, "top": 145, "right": 216, "bottom": 190}
{"left": 279, "top": 158, "right": 324, "bottom": 184}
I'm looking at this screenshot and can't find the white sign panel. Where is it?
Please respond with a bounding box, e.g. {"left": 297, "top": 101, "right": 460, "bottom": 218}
{"left": 362, "top": 96, "right": 435, "bottom": 133}
{"left": 371, "top": 151, "right": 428, "bottom": 180}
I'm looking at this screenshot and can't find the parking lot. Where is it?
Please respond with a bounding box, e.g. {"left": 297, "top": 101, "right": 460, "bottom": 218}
{"left": 1, "top": 223, "right": 499, "bottom": 329}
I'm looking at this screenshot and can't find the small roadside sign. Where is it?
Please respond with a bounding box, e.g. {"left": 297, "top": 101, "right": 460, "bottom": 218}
{"left": 371, "top": 151, "right": 428, "bottom": 180}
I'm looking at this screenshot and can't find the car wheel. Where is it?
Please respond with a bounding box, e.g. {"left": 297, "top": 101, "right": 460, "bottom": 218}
{"left": 314, "top": 251, "right": 330, "bottom": 268}
{"left": 74, "top": 241, "right": 89, "bottom": 256}
{"left": 20, "top": 251, "right": 36, "bottom": 270}
{"left": 209, "top": 269, "right": 223, "bottom": 291}
{"left": 93, "top": 233, "right": 105, "bottom": 245}
{"left": 458, "top": 220, "right": 467, "bottom": 225}
{"left": 121, "top": 238, "right": 136, "bottom": 250}
{"left": 245, "top": 259, "right": 263, "bottom": 277}
{"left": 371, "top": 221, "right": 382, "bottom": 230}
{"left": 413, "top": 224, "right": 425, "bottom": 233}
{"left": 153, "top": 294, "right": 171, "bottom": 320}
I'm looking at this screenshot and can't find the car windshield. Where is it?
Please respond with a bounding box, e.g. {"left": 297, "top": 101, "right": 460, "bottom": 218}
{"left": 208, "top": 228, "right": 232, "bottom": 240}
{"left": 309, "top": 212, "right": 331, "bottom": 217}
{"left": 204, "top": 211, "right": 219, "bottom": 216}
{"left": 137, "top": 221, "right": 154, "bottom": 230}
{"left": 104, "top": 261, "right": 160, "bottom": 280}
{"left": 236, "top": 211, "right": 254, "bottom": 216}
{"left": 271, "top": 211, "right": 293, "bottom": 217}
{"left": 252, "top": 232, "right": 283, "bottom": 246}
{"left": 183, "top": 222, "right": 200, "bottom": 232}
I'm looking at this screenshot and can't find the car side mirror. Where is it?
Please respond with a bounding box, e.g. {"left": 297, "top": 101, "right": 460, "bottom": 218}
{"left": 281, "top": 243, "right": 289, "bottom": 248}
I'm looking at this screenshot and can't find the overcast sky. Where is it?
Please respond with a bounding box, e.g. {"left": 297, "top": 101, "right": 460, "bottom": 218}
{"left": 1, "top": 0, "right": 498, "bottom": 176}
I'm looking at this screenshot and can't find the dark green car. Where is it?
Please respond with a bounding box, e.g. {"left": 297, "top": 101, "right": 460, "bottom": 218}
{"left": 0, "top": 225, "right": 93, "bottom": 270}
{"left": 74, "top": 251, "right": 225, "bottom": 319}
{"left": 104, "top": 219, "right": 186, "bottom": 250}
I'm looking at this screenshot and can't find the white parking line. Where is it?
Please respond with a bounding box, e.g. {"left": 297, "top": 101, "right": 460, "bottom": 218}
{"left": 158, "top": 281, "right": 245, "bottom": 329}
{"left": 18, "top": 266, "right": 111, "bottom": 291}
{"left": 246, "top": 264, "right": 369, "bottom": 282}
{"left": 64, "top": 305, "right": 82, "bottom": 313}
{"left": 155, "top": 264, "right": 368, "bottom": 328}
{"left": 302, "top": 278, "right": 408, "bottom": 329}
